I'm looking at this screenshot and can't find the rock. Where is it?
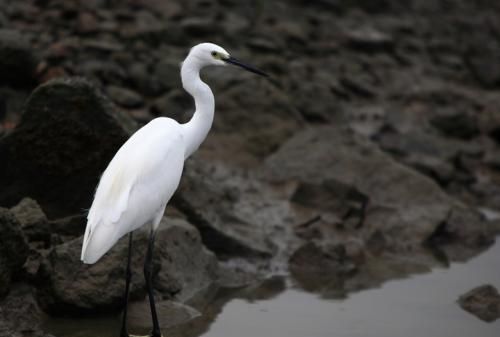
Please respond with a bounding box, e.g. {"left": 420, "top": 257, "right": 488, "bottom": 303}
{"left": 48, "top": 214, "right": 86, "bottom": 238}
{"left": 180, "top": 18, "right": 219, "bottom": 37}
{"left": 0, "top": 78, "right": 136, "bottom": 218}
{"left": 0, "top": 29, "right": 38, "bottom": 88}
{"left": 211, "top": 78, "right": 301, "bottom": 161}
{"left": 128, "top": 62, "right": 163, "bottom": 96}
{"left": 465, "top": 42, "right": 500, "bottom": 88}
{"left": 0, "top": 208, "right": 29, "bottom": 298}
{"left": 10, "top": 198, "right": 50, "bottom": 242}
{"left": 151, "top": 89, "right": 191, "bottom": 122}
{"left": 76, "top": 11, "right": 99, "bottom": 35}
{"left": 79, "top": 60, "right": 127, "bottom": 83}
{"left": 426, "top": 206, "right": 495, "bottom": 261}
{"left": 458, "top": 284, "right": 500, "bottom": 322}
{"left": 152, "top": 59, "right": 182, "bottom": 92}
{"left": 343, "top": 26, "right": 394, "bottom": 52}
{"left": 263, "top": 126, "right": 486, "bottom": 253}
{"left": 106, "top": 85, "right": 144, "bottom": 108}
{"left": 174, "top": 159, "right": 278, "bottom": 258}
{"left": 430, "top": 112, "right": 480, "bottom": 140}
{"left": 36, "top": 217, "right": 218, "bottom": 315}
{"left": 348, "top": 105, "right": 386, "bottom": 137}
{"left": 0, "top": 284, "right": 54, "bottom": 337}
{"left": 174, "top": 162, "right": 278, "bottom": 257}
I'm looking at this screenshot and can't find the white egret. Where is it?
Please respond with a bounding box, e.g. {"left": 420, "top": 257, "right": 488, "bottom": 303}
{"left": 80, "top": 42, "right": 267, "bottom": 337}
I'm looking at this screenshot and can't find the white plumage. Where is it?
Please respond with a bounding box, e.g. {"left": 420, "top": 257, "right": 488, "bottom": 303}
{"left": 81, "top": 118, "right": 185, "bottom": 263}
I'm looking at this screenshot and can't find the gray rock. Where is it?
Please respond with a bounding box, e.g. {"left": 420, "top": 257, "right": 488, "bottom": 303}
{"left": 175, "top": 159, "right": 278, "bottom": 258}
{"left": 0, "top": 78, "right": 136, "bottom": 218}
{"left": 106, "top": 85, "right": 144, "bottom": 108}
{"left": 263, "top": 126, "right": 486, "bottom": 253}
{"left": 0, "top": 208, "right": 29, "bottom": 299}
{"left": 0, "top": 284, "right": 54, "bottom": 337}
{"left": 180, "top": 18, "right": 219, "bottom": 37}
{"left": 465, "top": 42, "right": 500, "bottom": 88}
{"left": 430, "top": 112, "right": 480, "bottom": 140}
{"left": 152, "top": 59, "right": 181, "bottom": 92}
{"left": 10, "top": 198, "right": 50, "bottom": 242}
{"left": 36, "top": 217, "right": 218, "bottom": 315}
{"left": 343, "top": 26, "right": 394, "bottom": 52}
{"left": 151, "top": 89, "right": 191, "bottom": 122}
{"left": 458, "top": 284, "right": 500, "bottom": 322}
{"left": 0, "top": 29, "right": 38, "bottom": 88}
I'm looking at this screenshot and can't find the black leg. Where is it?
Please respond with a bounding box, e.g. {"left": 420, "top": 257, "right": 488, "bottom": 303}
{"left": 144, "top": 229, "right": 161, "bottom": 337}
{"left": 120, "top": 232, "right": 133, "bottom": 337}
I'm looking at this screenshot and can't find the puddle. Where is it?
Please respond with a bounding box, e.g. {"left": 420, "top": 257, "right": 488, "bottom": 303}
{"left": 44, "top": 239, "right": 500, "bottom": 337}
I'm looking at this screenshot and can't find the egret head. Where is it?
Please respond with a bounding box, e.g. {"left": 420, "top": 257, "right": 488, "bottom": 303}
{"left": 187, "top": 42, "right": 268, "bottom": 77}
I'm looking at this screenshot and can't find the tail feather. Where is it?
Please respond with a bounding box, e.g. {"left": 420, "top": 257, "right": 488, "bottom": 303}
{"left": 81, "top": 222, "right": 119, "bottom": 264}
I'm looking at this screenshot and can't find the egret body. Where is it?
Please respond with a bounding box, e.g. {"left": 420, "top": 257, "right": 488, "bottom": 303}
{"left": 80, "top": 42, "right": 267, "bottom": 337}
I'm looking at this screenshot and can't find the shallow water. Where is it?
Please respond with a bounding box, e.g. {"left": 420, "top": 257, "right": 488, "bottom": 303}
{"left": 45, "top": 239, "right": 500, "bottom": 337}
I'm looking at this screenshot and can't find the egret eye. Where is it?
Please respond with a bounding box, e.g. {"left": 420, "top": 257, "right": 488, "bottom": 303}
{"left": 211, "top": 51, "right": 218, "bottom": 58}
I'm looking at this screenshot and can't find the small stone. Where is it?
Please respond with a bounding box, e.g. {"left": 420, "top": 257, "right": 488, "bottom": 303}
{"left": 76, "top": 11, "right": 99, "bottom": 34}
{"left": 344, "top": 26, "right": 394, "bottom": 52}
{"left": 180, "top": 18, "right": 218, "bottom": 36}
{"left": 106, "top": 85, "right": 144, "bottom": 108}
{"left": 431, "top": 112, "right": 480, "bottom": 140}
{"left": 0, "top": 29, "right": 38, "bottom": 88}
{"left": 458, "top": 285, "right": 500, "bottom": 322}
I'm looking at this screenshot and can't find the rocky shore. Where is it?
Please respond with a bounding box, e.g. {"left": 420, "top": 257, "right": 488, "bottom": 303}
{"left": 1, "top": 0, "right": 500, "bottom": 335}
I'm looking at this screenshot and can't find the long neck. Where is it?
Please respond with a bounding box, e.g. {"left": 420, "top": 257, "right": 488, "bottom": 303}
{"left": 180, "top": 56, "right": 215, "bottom": 159}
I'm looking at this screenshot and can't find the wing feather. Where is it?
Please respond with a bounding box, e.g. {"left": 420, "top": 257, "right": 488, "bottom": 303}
{"left": 81, "top": 117, "right": 185, "bottom": 263}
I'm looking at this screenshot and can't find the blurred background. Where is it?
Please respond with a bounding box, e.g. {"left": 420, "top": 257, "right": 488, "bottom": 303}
{"left": 0, "top": 0, "right": 500, "bottom": 336}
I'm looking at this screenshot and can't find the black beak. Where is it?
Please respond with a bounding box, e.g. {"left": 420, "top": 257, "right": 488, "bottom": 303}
{"left": 224, "top": 56, "right": 268, "bottom": 77}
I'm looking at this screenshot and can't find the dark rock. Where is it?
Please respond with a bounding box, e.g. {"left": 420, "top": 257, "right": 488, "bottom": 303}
{"left": 343, "top": 26, "right": 394, "bottom": 52}
{"left": 340, "top": 76, "right": 377, "bottom": 98}
{"left": 152, "top": 59, "right": 181, "bottom": 92}
{"left": 48, "top": 214, "right": 86, "bottom": 238}
{"left": 0, "top": 284, "right": 54, "bottom": 337}
{"left": 151, "top": 89, "right": 191, "bottom": 122}
{"left": 106, "top": 85, "right": 144, "bottom": 108}
{"left": 36, "top": 217, "right": 218, "bottom": 314}
{"left": 0, "top": 77, "right": 136, "bottom": 218}
{"left": 0, "top": 208, "right": 29, "bottom": 298}
{"left": 82, "top": 39, "right": 124, "bottom": 53}
{"left": 212, "top": 78, "right": 301, "bottom": 161}
{"left": 10, "top": 198, "right": 50, "bottom": 242}
{"left": 458, "top": 284, "right": 500, "bottom": 322}
{"left": 246, "top": 37, "right": 281, "bottom": 53}
{"left": 76, "top": 11, "right": 99, "bottom": 35}
{"left": 465, "top": 42, "right": 500, "bottom": 88}
{"left": 430, "top": 112, "right": 480, "bottom": 140}
{"left": 0, "top": 29, "right": 38, "bottom": 88}
{"left": 426, "top": 206, "right": 494, "bottom": 258}
{"left": 180, "top": 18, "right": 219, "bottom": 37}
{"left": 79, "top": 60, "right": 127, "bottom": 83}
{"left": 128, "top": 62, "right": 163, "bottom": 96}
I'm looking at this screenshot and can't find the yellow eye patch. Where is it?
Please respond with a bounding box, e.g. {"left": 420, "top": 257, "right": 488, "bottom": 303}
{"left": 211, "top": 51, "right": 222, "bottom": 60}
